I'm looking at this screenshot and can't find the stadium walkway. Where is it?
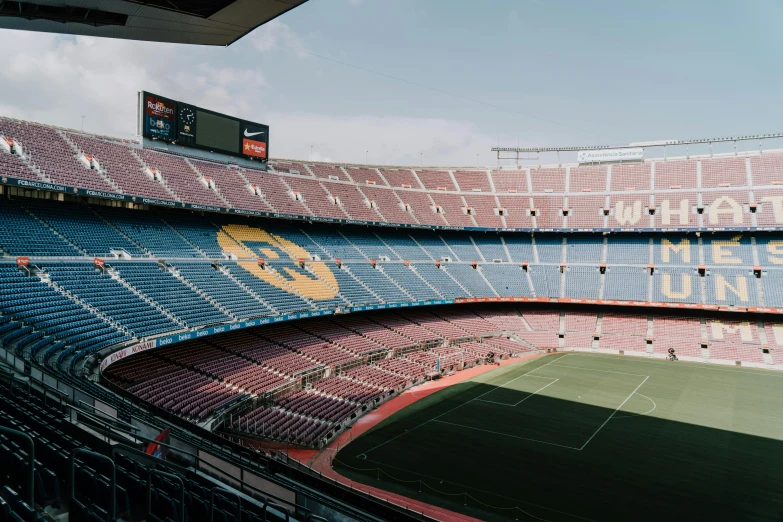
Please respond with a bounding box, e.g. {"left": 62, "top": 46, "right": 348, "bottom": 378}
{"left": 287, "top": 353, "right": 546, "bottom": 522}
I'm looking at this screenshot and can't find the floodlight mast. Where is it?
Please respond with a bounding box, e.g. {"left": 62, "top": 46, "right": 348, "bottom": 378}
{"left": 492, "top": 132, "right": 783, "bottom": 165}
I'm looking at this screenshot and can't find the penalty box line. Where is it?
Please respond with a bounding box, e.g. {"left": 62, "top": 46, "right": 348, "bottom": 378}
{"left": 536, "top": 361, "right": 652, "bottom": 450}
{"left": 475, "top": 377, "right": 559, "bottom": 407}
{"left": 358, "top": 354, "right": 570, "bottom": 458}
{"left": 432, "top": 419, "right": 583, "bottom": 450}
{"left": 579, "top": 374, "right": 650, "bottom": 451}
{"left": 442, "top": 363, "right": 651, "bottom": 452}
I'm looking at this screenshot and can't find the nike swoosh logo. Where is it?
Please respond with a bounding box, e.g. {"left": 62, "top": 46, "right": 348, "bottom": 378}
{"left": 244, "top": 130, "right": 265, "bottom": 137}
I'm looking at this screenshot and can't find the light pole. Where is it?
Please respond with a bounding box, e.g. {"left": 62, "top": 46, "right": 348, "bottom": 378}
{"left": 476, "top": 153, "right": 479, "bottom": 167}
{"left": 310, "top": 145, "right": 313, "bottom": 161}
{"left": 365, "top": 150, "right": 368, "bottom": 164}
{"left": 81, "top": 115, "right": 85, "bottom": 132}
{"left": 420, "top": 152, "right": 422, "bottom": 166}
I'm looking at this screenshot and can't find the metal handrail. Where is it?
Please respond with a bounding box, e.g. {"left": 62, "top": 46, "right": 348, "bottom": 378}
{"left": 265, "top": 500, "right": 290, "bottom": 522}
{"left": 147, "top": 469, "right": 185, "bottom": 522}
{"left": 107, "top": 436, "right": 299, "bottom": 515}
{"left": 0, "top": 427, "right": 34, "bottom": 506}
{"left": 210, "top": 486, "right": 242, "bottom": 522}
{"left": 69, "top": 448, "right": 116, "bottom": 520}
{"left": 77, "top": 399, "right": 139, "bottom": 431}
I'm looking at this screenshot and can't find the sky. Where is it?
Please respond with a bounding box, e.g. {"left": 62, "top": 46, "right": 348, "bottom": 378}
{"left": 0, "top": 0, "right": 782, "bottom": 166}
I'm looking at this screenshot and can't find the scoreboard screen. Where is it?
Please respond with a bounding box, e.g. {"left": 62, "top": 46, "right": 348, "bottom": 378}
{"left": 196, "top": 110, "right": 240, "bottom": 153}
{"left": 139, "top": 91, "right": 268, "bottom": 161}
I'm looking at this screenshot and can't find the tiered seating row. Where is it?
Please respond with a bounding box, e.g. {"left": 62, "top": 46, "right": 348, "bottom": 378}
{"left": 3, "top": 117, "right": 783, "bottom": 231}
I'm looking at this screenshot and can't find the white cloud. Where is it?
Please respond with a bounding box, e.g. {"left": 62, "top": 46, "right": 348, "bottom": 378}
{"left": 268, "top": 112, "right": 497, "bottom": 166}
{"left": 0, "top": 29, "right": 274, "bottom": 137}
{"left": 246, "top": 20, "right": 309, "bottom": 57}
{"left": 0, "top": 27, "right": 497, "bottom": 167}
{"left": 0, "top": 30, "right": 182, "bottom": 137}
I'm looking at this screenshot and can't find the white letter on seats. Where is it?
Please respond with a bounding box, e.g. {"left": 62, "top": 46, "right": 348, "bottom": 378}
{"left": 761, "top": 196, "right": 783, "bottom": 224}
{"left": 714, "top": 274, "right": 749, "bottom": 302}
{"left": 614, "top": 200, "right": 643, "bottom": 226}
{"left": 766, "top": 241, "right": 783, "bottom": 265}
{"left": 712, "top": 235, "right": 743, "bottom": 264}
{"left": 661, "top": 199, "right": 690, "bottom": 225}
{"left": 773, "top": 324, "right": 783, "bottom": 345}
{"left": 661, "top": 238, "right": 691, "bottom": 263}
{"left": 661, "top": 273, "right": 691, "bottom": 299}
{"left": 710, "top": 320, "right": 753, "bottom": 341}
{"left": 708, "top": 196, "right": 744, "bottom": 225}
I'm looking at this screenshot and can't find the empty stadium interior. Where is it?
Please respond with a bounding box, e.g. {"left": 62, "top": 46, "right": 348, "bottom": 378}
{"left": 4, "top": 115, "right": 783, "bottom": 521}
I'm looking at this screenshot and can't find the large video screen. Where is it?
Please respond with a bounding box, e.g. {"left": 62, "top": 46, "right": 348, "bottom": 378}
{"left": 139, "top": 91, "right": 269, "bottom": 161}
{"left": 196, "top": 110, "right": 240, "bottom": 153}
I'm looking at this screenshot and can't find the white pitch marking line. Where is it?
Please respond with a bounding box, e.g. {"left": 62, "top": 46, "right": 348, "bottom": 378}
{"left": 432, "top": 419, "right": 582, "bottom": 451}
{"left": 474, "top": 399, "right": 519, "bottom": 406}
{"left": 612, "top": 393, "right": 657, "bottom": 419}
{"left": 475, "top": 377, "right": 559, "bottom": 407}
{"left": 476, "top": 377, "right": 559, "bottom": 407}
{"left": 563, "top": 352, "right": 783, "bottom": 378}
{"left": 579, "top": 375, "right": 650, "bottom": 451}
{"left": 547, "top": 363, "right": 650, "bottom": 378}
{"left": 361, "top": 353, "right": 568, "bottom": 456}
{"left": 512, "top": 378, "right": 559, "bottom": 406}
{"left": 466, "top": 353, "right": 566, "bottom": 404}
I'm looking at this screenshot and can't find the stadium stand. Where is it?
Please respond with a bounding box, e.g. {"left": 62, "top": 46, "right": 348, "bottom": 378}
{"left": 3, "top": 117, "right": 783, "bottom": 236}
{"left": 8, "top": 116, "right": 783, "bottom": 521}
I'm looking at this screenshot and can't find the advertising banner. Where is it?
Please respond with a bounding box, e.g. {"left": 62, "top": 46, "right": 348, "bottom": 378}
{"left": 242, "top": 138, "right": 267, "bottom": 158}
{"left": 577, "top": 147, "right": 643, "bottom": 163}
{"left": 143, "top": 94, "right": 177, "bottom": 141}
{"left": 241, "top": 122, "right": 268, "bottom": 159}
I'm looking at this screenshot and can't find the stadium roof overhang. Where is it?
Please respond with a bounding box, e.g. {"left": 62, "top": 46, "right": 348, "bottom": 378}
{"left": 0, "top": 0, "right": 308, "bottom": 46}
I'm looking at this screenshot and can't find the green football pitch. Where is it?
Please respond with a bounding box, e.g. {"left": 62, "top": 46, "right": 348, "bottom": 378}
{"left": 334, "top": 353, "right": 783, "bottom": 521}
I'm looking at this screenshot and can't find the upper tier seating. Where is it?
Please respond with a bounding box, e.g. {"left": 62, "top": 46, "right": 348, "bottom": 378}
{"left": 0, "top": 119, "right": 115, "bottom": 191}
{"left": 360, "top": 185, "right": 417, "bottom": 224}
{"left": 454, "top": 170, "right": 491, "bottom": 192}
{"left": 379, "top": 168, "right": 421, "bottom": 188}
{"left": 415, "top": 170, "right": 456, "bottom": 191}
{"left": 463, "top": 194, "right": 503, "bottom": 227}
{"left": 192, "top": 160, "right": 270, "bottom": 211}
{"left": 3, "top": 118, "right": 783, "bottom": 233}
{"left": 308, "top": 164, "right": 348, "bottom": 181}
{"left": 67, "top": 132, "right": 175, "bottom": 200}
{"left": 344, "top": 166, "right": 387, "bottom": 185}
{"left": 138, "top": 149, "right": 226, "bottom": 207}
{"left": 491, "top": 169, "right": 528, "bottom": 193}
